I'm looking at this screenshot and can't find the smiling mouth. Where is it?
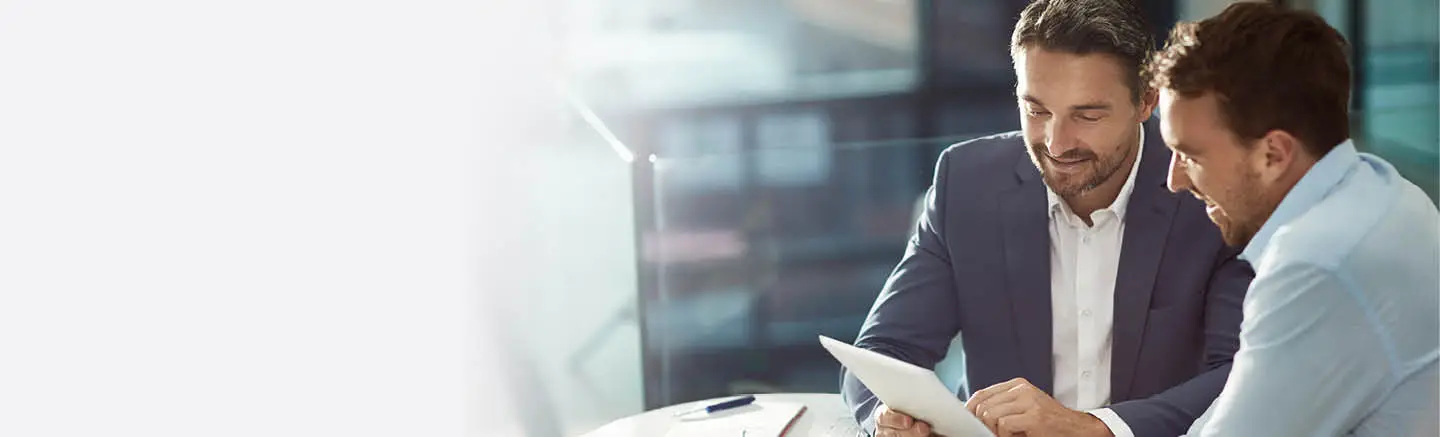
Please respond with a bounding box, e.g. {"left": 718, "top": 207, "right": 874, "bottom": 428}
{"left": 1047, "top": 155, "right": 1090, "bottom": 165}
{"left": 1200, "top": 197, "right": 1226, "bottom": 219}
{"left": 1193, "top": 193, "right": 1214, "bottom": 206}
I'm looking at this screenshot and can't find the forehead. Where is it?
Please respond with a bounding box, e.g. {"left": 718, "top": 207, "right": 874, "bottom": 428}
{"left": 1014, "top": 47, "right": 1131, "bottom": 103}
{"left": 1158, "top": 90, "right": 1227, "bottom": 144}
{"left": 1163, "top": 89, "right": 1221, "bottom": 134}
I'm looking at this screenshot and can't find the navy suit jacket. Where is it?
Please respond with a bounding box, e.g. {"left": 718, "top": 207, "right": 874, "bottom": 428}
{"left": 841, "top": 120, "right": 1253, "bottom": 436}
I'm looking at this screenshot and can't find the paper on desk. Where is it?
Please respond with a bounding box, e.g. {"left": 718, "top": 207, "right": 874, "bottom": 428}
{"left": 664, "top": 401, "right": 806, "bottom": 437}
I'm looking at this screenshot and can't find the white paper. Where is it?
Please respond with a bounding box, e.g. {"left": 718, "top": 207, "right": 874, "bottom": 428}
{"left": 663, "top": 402, "right": 806, "bottom": 437}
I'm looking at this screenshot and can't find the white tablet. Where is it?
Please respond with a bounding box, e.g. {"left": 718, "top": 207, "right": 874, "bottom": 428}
{"left": 820, "top": 335, "right": 994, "bottom": 437}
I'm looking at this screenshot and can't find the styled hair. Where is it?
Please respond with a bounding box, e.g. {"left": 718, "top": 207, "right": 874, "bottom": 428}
{"left": 1011, "top": 0, "right": 1156, "bottom": 101}
{"left": 1148, "top": 2, "right": 1351, "bottom": 155}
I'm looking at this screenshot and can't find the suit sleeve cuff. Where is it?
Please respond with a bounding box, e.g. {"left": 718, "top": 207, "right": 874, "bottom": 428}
{"left": 1087, "top": 408, "right": 1135, "bottom": 437}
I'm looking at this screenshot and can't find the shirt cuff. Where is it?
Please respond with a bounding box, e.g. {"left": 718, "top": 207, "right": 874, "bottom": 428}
{"left": 861, "top": 403, "right": 882, "bottom": 437}
{"left": 1087, "top": 408, "right": 1135, "bottom": 437}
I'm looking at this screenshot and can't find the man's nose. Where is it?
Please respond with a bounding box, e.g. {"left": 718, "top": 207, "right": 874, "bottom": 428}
{"left": 1167, "top": 153, "right": 1191, "bottom": 193}
{"left": 1045, "top": 118, "right": 1078, "bottom": 157}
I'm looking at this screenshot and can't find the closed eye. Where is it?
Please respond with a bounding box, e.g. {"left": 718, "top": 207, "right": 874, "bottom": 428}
{"left": 1179, "top": 154, "right": 1197, "bottom": 167}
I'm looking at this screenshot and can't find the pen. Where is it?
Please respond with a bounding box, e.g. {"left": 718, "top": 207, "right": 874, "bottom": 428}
{"left": 672, "top": 395, "right": 758, "bottom": 417}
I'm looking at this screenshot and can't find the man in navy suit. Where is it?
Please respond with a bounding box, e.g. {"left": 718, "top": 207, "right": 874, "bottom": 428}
{"left": 841, "top": 1, "right": 1253, "bottom": 436}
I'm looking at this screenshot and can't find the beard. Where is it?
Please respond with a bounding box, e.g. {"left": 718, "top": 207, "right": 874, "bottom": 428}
{"left": 1203, "top": 168, "right": 1270, "bottom": 248}
{"left": 1028, "top": 140, "right": 1134, "bottom": 198}
{"left": 1208, "top": 205, "right": 1260, "bottom": 248}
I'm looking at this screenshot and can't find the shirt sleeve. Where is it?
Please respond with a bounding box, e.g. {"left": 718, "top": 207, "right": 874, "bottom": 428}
{"left": 1087, "top": 408, "right": 1135, "bottom": 437}
{"left": 1196, "top": 262, "right": 1393, "bottom": 436}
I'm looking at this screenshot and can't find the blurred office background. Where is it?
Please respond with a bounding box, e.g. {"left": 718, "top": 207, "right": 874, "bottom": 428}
{"left": 495, "top": 0, "right": 1438, "bottom": 435}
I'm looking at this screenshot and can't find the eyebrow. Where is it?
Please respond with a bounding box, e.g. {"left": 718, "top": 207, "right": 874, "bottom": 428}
{"left": 1172, "top": 142, "right": 1201, "bottom": 156}
{"left": 1020, "top": 95, "right": 1112, "bottom": 111}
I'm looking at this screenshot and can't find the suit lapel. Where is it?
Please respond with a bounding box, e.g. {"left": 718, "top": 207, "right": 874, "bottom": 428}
{"left": 1001, "top": 156, "right": 1054, "bottom": 395}
{"left": 1110, "top": 120, "right": 1180, "bottom": 400}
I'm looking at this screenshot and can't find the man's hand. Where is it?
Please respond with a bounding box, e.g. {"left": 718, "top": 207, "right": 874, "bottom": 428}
{"left": 875, "top": 405, "right": 936, "bottom": 437}
{"left": 963, "top": 378, "right": 1113, "bottom": 437}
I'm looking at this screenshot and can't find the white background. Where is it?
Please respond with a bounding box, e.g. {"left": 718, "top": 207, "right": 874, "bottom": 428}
{"left": 0, "top": 1, "right": 545, "bottom": 435}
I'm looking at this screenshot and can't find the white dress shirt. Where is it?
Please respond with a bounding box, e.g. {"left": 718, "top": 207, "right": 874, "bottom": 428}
{"left": 1044, "top": 125, "right": 1144, "bottom": 437}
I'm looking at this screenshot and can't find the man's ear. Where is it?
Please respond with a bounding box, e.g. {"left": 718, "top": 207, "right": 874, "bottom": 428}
{"left": 1138, "top": 88, "right": 1159, "bottom": 122}
{"left": 1255, "top": 130, "right": 1302, "bottom": 183}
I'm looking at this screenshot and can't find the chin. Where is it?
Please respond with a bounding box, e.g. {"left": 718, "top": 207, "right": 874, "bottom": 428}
{"left": 1215, "top": 220, "right": 1258, "bottom": 249}
{"left": 1219, "top": 229, "right": 1248, "bottom": 248}
{"left": 1045, "top": 178, "right": 1092, "bottom": 198}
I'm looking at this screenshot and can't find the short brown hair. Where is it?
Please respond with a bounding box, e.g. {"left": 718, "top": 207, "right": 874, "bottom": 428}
{"left": 1148, "top": 2, "right": 1351, "bottom": 156}
{"left": 1011, "top": 0, "right": 1155, "bottom": 102}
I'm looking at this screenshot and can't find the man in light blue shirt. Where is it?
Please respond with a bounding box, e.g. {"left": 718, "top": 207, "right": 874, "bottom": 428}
{"left": 1147, "top": 3, "right": 1439, "bottom": 436}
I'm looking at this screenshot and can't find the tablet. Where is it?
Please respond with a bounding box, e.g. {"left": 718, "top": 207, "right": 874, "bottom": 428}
{"left": 820, "top": 335, "right": 994, "bottom": 437}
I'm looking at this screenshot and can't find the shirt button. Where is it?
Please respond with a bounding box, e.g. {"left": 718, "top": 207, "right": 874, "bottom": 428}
{"left": 1081, "top": 309, "right": 1092, "bottom": 317}
{"left": 1082, "top": 370, "right": 1093, "bottom": 378}
{"left": 1082, "top": 235, "right": 1092, "bottom": 244}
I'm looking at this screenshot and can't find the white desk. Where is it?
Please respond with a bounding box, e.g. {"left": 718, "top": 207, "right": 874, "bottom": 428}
{"left": 582, "top": 393, "right": 864, "bottom": 437}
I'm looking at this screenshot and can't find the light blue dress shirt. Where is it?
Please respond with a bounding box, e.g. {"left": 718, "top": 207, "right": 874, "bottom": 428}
{"left": 1188, "top": 140, "right": 1439, "bottom": 436}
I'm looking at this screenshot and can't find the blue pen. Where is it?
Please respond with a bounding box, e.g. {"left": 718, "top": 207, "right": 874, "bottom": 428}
{"left": 672, "top": 395, "right": 757, "bottom": 417}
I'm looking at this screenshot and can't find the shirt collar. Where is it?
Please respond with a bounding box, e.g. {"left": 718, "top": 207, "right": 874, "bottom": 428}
{"left": 1240, "top": 139, "right": 1359, "bottom": 263}
{"left": 1047, "top": 123, "right": 1146, "bottom": 225}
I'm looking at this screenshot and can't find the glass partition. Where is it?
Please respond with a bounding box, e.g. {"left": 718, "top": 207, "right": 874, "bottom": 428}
{"left": 638, "top": 135, "right": 980, "bottom": 407}
{"left": 494, "top": 92, "right": 647, "bottom": 436}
